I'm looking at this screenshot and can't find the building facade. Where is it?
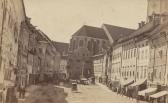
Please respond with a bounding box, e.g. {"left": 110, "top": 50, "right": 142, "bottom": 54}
{"left": 68, "top": 25, "right": 109, "bottom": 79}
{"left": 92, "top": 53, "right": 106, "bottom": 82}
{"left": 53, "top": 42, "right": 69, "bottom": 81}
{"left": 36, "top": 31, "right": 61, "bottom": 83}
{"left": 0, "top": 0, "right": 26, "bottom": 103}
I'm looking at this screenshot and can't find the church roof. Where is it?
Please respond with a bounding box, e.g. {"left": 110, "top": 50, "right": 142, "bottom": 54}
{"left": 103, "top": 24, "right": 135, "bottom": 42}
{"left": 72, "top": 25, "right": 108, "bottom": 40}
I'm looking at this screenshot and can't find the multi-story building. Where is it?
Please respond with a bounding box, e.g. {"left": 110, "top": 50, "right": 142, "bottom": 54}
{"left": 53, "top": 42, "right": 69, "bottom": 81}
{"left": 36, "top": 31, "right": 61, "bottom": 82}
{"left": 0, "top": 0, "right": 26, "bottom": 101}
{"left": 111, "top": 44, "right": 123, "bottom": 81}
{"left": 68, "top": 25, "right": 109, "bottom": 79}
{"left": 136, "top": 38, "right": 149, "bottom": 81}
{"left": 102, "top": 24, "right": 135, "bottom": 85}
{"left": 147, "top": 0, "right": 168, "bottom": 87}
{"left": 147, "top": 16, "right": 168, "bottom": 87}
{"left": 17, "top": 18, "right": 30, "bottom": 88}
{"left": 0, "top": 0, "right": 26, "bottom": 102}
{"left": 92, "top": 53, "right": 106, "bottom": 82}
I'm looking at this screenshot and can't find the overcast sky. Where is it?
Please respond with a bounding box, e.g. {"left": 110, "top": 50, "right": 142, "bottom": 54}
{"left": 24, "top": 0, "right": 147, "bottom": 43}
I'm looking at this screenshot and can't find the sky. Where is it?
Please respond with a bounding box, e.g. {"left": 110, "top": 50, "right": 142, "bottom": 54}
{"left": 24, "top": 0, "right": 147, "bottom": 43}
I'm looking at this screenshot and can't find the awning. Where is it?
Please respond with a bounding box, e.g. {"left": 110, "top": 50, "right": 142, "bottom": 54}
{"left": 138, "top": 88, "right": 157, "bottom": 96}
{"left": 150, "top": 91, "right": 168, "bottom": 99}
{"left": 130, "top": 79, "right": 147, "bottom": 87}
{"left": 120, "top": 79, "right": 134, "bottom": 87}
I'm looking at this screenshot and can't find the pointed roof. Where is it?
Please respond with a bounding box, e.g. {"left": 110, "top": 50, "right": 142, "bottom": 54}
{"left": 73, "top": 25, "right": 108, "bottom": 40}
{"left": 102, "top": 24, "right": 135, "bottom": 42}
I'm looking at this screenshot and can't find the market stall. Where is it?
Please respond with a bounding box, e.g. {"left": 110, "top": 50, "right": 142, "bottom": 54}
{"left": 149, "top": 91, "right": 168, "bottom": 103}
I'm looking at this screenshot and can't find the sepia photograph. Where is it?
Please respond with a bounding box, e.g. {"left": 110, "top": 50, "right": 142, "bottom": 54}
{"left": 0, "top": 0, "right": 168, "bottom": 103}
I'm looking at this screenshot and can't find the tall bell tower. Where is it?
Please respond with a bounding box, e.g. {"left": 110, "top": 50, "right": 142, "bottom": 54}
{"left": 147, "top": 0, "right": 168, "bottom": 22}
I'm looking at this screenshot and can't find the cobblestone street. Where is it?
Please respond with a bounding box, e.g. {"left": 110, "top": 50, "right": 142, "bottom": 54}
{"left": 63, "top": 84, "right": 147, "bottom": 103}
{"left": 22, "top": 83, "right": 148, "bottom": 103}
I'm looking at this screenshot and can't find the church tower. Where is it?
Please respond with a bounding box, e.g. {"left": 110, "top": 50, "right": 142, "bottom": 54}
{"left": 147, "top": 0, "right": 168, "bottom": 22}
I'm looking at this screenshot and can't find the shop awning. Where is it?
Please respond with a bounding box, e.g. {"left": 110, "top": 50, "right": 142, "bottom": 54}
{"left": 130, "top": 79, "right": 147, "bottom": 87}
{"left": 138, "top": 88, "right": 157, "bottom": 96}
{"left": 120, "top": 79, "right": 134, "bottom": 87}
{"left": 150, "top": 91, "right": 168, "bottom": 99}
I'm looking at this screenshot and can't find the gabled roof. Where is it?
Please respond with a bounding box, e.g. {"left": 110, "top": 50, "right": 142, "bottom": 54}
{"left": 52, "top": 41, "right": 69, "bottom": 56}
{"left": 103, "top": 24, "right": 135, "bottom": 42}
{"left": 72, "top": 25, "right": 108, "bottom": 40}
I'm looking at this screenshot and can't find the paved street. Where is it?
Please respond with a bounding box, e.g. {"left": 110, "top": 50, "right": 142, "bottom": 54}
{"left": 63, "top": 83, "right": 147, "bottom": 103}
{"left": 22, "top": 83, "right": 148, "bottom": 103}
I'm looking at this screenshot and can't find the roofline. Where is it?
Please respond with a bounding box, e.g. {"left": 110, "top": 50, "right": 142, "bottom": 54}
{"left": 72, "top": 35, "right": 109, "bottom": 40}
{"left": 102, "top": 23, "right": 136, "bottom": 31}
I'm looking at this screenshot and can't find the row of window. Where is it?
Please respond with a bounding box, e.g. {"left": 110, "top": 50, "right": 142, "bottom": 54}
{"left": 121, "top": 70, "right": 147, "bottom": 79}
{"left": 123, "top": 49, "right": 137, "bottom": 59}
{"left": 122, "top": 48, "right": 149, "bottom": 60}
{"left": 123, "top": 41, "right": 148, "bottom": 49}
{"left": 121, "top": 71, "right": 135, "bottom": 77}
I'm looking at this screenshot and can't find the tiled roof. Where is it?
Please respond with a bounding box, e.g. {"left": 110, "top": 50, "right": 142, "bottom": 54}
{"left": 118, "top": 21, "right": 159, "bottom": 43}
{"left": 73, "top": 25, "right": 108, "bottom": 40}
{"left": 52, "top": 41, "right": 69, "bottom": 56}
{"left": 103, "top": 24, "right": 135, "bottom": 41}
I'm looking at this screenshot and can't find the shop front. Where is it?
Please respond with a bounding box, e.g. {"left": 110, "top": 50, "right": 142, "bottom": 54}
{"left": 120, "top": 79, "right": 134, "bottom": 96}
{"left": 129, "top": 79, "right": 147, "bottom": 98}
{"left": 149, "top": 91, "right": 168, "bottom": 103}
{"left": 138, "top": 87, "right": 157, "bottom": 101}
